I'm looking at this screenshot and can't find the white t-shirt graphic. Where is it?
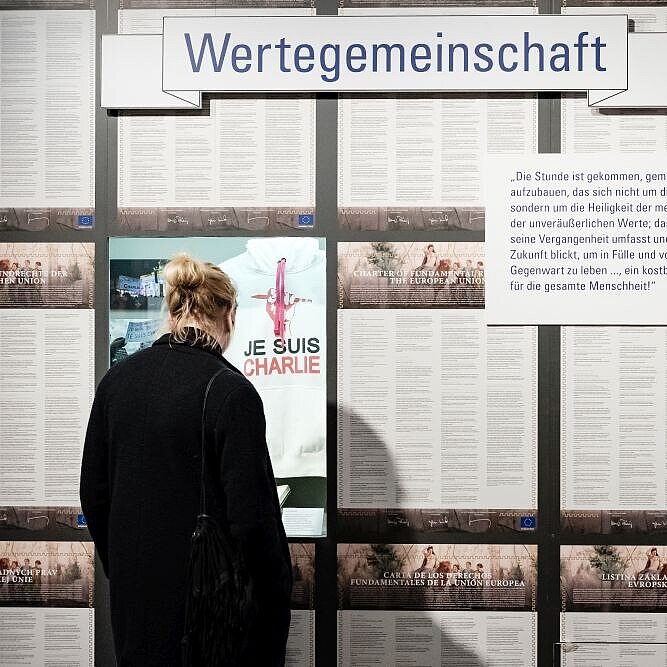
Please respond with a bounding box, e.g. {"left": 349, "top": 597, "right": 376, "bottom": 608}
{"left": 221, "top": 238, "right": 326, "bottom": 478}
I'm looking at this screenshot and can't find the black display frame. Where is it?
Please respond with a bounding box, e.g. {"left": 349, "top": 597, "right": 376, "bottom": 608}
{"left": 3, "top": 0, "right": 661, "bottom": 665}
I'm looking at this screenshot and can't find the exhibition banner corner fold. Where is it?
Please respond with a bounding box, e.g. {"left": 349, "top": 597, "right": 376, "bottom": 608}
{"left": 101, "top": 34, "right": 201, "bottom": 110}
{"left": 588, "top": 32, "right": 667, "bottom": 109}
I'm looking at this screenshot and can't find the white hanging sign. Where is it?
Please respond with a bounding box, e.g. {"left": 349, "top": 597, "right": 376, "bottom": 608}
{"left": 100, "top": 14, "right": 666, "bottom": 109}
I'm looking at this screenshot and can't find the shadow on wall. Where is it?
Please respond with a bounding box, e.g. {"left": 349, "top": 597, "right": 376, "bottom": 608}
{"left": 336, "top": 405, "right": 484, "bottom": 667}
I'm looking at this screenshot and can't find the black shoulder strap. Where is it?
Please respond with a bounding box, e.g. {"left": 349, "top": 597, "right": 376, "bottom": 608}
{"left": 199, "top": 368, "right": 226, "bottom": 516}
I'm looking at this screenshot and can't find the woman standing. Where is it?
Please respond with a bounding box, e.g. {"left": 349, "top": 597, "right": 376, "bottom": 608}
{"left": 644, "top": 547, "right": 661, "bottom": 573}
{"left": 420, "top": 244, "right": 437, "bottom": 270}
{"left": 80, "top": 254, "right": 292, "bottom": 666}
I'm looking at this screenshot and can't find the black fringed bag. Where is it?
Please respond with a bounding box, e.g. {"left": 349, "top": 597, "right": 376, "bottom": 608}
{"left": 181, "top": 369, "right": 256, "bottom": 667}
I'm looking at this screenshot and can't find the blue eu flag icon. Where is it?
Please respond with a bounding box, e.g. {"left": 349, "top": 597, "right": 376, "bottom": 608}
{"left": 77, "top": 214, "right": 94, "bottom": 227}
{"left": 298, "top": 214, "right": 314, "bottom": 227}
{"left": 520, "top": 516, "right": 536, "bottom": 530}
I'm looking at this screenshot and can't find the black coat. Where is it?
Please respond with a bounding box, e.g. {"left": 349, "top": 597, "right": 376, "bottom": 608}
{"left": 80, "top": 330, "right": 292, "bottom": 666}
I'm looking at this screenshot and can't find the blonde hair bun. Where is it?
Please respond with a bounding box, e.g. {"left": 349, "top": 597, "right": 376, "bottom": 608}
{"left": 163, "top": 252, "right": 237, "bottom": 349}
{"left": 163, "top": 252, "right": 205, "bottom": 290}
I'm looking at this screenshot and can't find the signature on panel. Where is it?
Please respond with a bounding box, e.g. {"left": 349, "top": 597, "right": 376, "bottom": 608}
{"left": 467, "top": 515, "right": 492, "bottom": 528}
{"left": 388, "top": 215, "right": 410, "bottom": 227}
{"left": 27, "top": 212, "right": 49, "bottom": 226}
{"left": 207, "top": 214, "right": 230, "bottom": 226}
{"left": 167, "top": 215, "right": 189, "bottom": 225}
{"left": 247, "top": 215, "right": 270, "bottom": 229}
{"left": 27, "top": 514, "right": 49, "bottom": 527}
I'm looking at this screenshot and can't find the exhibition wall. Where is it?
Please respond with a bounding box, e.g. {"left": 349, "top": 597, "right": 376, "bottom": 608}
{"left": 1, "top": 0, "right": 666, "bottom": 665}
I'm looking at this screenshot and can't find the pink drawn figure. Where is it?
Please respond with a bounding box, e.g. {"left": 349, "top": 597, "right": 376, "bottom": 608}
{"left": 249, "top": 256, "right": 314, "bottom": 340}
{"left": 252, "top": 287, "right": 312, "bottom": 338}
{"left": 274, "top": 258, "right": 287, "bottom": 339}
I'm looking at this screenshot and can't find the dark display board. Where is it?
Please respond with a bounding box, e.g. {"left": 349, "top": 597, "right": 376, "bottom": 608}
{"left": 2, "top": 0, "right": 667, "bottom": 664}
